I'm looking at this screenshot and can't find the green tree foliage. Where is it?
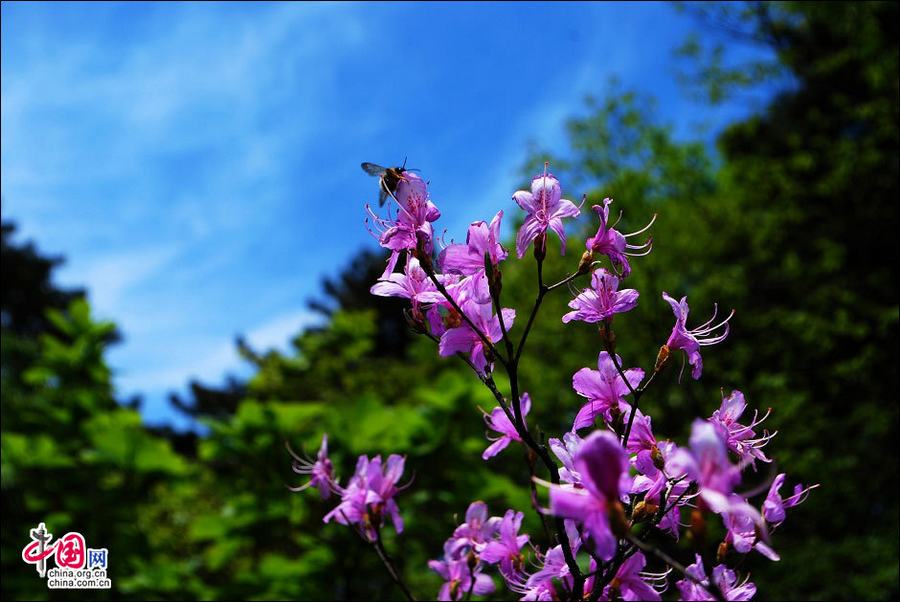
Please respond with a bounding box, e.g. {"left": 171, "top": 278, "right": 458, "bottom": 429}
{"left": 1, "top": 227, "right": 188, "bottom": 600}
{"left": 676, "top": 3, "right": 898, "bottom": 598}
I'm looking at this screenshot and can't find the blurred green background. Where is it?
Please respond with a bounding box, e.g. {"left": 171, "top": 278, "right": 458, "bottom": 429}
{"left": 2, "top": 2, "right": 897, "bottom": 600}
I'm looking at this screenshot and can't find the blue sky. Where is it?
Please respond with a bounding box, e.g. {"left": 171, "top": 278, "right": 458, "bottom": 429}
{"left": 1, "top": 2, "right": 774, "bottom": 429}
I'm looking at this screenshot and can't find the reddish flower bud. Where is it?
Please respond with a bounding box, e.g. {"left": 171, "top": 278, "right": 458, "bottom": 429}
{"left": 654, "top": 344, "right": 670, "bottom": 373}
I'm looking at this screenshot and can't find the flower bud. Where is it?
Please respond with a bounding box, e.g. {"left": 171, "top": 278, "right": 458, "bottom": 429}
{"left": 654, "top": 344, "right": 670, "bottom": 373}
{"left": 445, "top": 309, "right": 462, "bottom": 329}
{"left": 609, "top": 500, "right": 629, "bottom": 537}
{"left": 690, "top": 507, "right": 706, "bottom": 544}
{"left": 607, "top": 580, "right": 621, "bottom": 600}
{"left": 717, "top": 541, "right": 729, "bottom": 563}
{"left": 403, "top": 307, "right": 427, "bottom": 334}
{"left": 609, "top": 404, "right": 624, "bottom": 434}
{"left": 632, "top": 500, "right": 659, "bottom": 522}
{"left": 467, "top": 550, "right": 478, "bottom": 570}
{"left": 577, "top": 250, "right": 594, "bottom": 275}
{"left": 483, "top": 345, "right": 495, "bottom": 366}
{"left": 650, "top": 445, "right": 665, "bottom": 471}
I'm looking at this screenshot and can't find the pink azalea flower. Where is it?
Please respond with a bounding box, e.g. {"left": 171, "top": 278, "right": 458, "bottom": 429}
{"left": 710, "top": 390, "right": 775, "bottom": 466}
{"left": 369, "top": 256, "right": 446, "bottom": 307}
{"left": 666, "top": 421, "right": 763, "bottom": 530}
{"left": 428, "top": 556, "right": 495, "bottom": 601}
{"left": 626, "top": 414, "right": 690, "bottom": 540}
{"left": 439, "top": 211, "right": 507, "bottom": 276}
{"left": 366, "top": 172, "right": 441, "bottom": 277}
{"left": 676, "top": 555, "right": 757, "bottom": 601}
{"left": 571, "top": 351, "right": 644, "bottom": 431}
{"left": 480, "top": 509, "right": 530, "bottom": 580}
{"left": 439, "top": 292, "right": 515, "bottom": 375}
{"left": 585, "top": 198, "right": 655, "bottom": 277}
{"left": 562, "top": 268, "right": 640, "bottom": 324}
{"left": 323, "top": 454, "right": 407, "bottom": 540}
{"left": 600, "top": 552, "right": 664, "bottom": 601}
{"left": 512, "top": 525, "right": 582, "bottom": 601}
{"left": 549, "top": 432, "right": 584, "bottom": 485}
{"left": 546, "top": 431, "right": 630, "bottom": 560}
{"left": 763, "top": 473, "right": 817, "bottom": 526}
{"left": 630, "top": 436, "right": 690, "bottom": 540}
{"left": 722, "top": 510, "right": 780, "bottom": 561}
{"left": 512, "top": 168, "right": 580, "bottom": 258}
{"left": 482, "top": 394, "right": 531, "bottom": 460}
{"left": 447, "top": 501, "right": 502, "bottom": 559}
{"left": 662, "top": 293, "right": 734, "bottom": 380}
{"left": 287, "top": 434, "right": 336, "bottom": 499}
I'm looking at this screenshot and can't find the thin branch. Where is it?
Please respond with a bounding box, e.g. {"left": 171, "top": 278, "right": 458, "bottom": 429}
{"left": 546, "top": 270, "right": 584, "bottom": 292}
{"left": 372, "top": 526, "right": 417, "bottom": 602}
{"left": 425, "top": 270, "right": 508, "bottom": 367}
{"left": 338, "top": 511, "right": 416, "bottom": 601}
{"left": 523, "top": 447, "right": 553, "bottom": 543}
{"left": 464, "top": 561, "right": 477, "bottom": 601}
{"left": 602, "top": 327, "right": 659, "bottom": 450}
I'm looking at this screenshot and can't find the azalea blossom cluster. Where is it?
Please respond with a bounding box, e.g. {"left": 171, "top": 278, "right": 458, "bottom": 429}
{"left": 289, "top": 164, "right": 816, "bottom": 601}
{"left": 288, "top": 435, "right": 409, "bottom": 542}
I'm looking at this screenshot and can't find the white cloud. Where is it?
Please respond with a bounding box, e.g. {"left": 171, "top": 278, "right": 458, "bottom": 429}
{"left": 244, "top": 309, "right": 320, "bottom": 353}
{"left": 2, "top": 4, "right": 369, "bottom": 425}
{"left": 72, "top": 246, "right": 181, "bottom": 317}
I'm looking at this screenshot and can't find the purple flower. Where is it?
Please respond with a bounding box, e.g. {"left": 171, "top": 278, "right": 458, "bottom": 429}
{"left": 624, "top": 408, "right": 657, "bottom": 454}
{"left": 369, "top": 256, "right": 446, "bottom": 307}
{"left": 482, "top": 394, "right": 531, "bottom": 460}
{"left": 571, "top": 351, "right": 644, "bottom": 431}
{"left": 513, "top": 168, "right": 581, "bottom": 258}
{"left": 562, "top": 268, "right": 639, "bottom": 324}
{"left": 480, "top": 509, "right": 530, "bottom": 580}
{"left": 439, "top": 291, "right": 515, "bottom": 375}
{"left": 323, "top": 454, "right": 406, "bottom": 540}
{"left": 366, "top": 172, "right": 441, "bottom": 277}
{"left": 428, "top": 557, "right": 495, "bottom": 601}
{"left": 600, "top": 552, "right": 663, "bottom": 601}
{"left": 627, "top": 419, "right": 691, "bottom": 542}
{"left": 763, "top": 473, "right": 817, "bottom": 526}
{"left": 546, "top": 431, "right": 629, "bottom": 560}
{"left": 676, "top": 555, "right": 757, "bottom": 601}
{"left": 549, "top": 432, "right": 584, "bottom": 485}
{"left": 514, "top": 546, "right": 565, "bottom": 600}
{"left": 439, "top": 211, "right": 507, "bottom": 276}
{"left": 666, "top": 421, "right": 762, "bottom": 528}
{"left": 666, "top": 421, "right": 739, "bottom": 510}
{"left": 709, "top": 390, "right": 775, "bottom": 466}
{"left": 287, "top": 434, "right": 336, "bottom": 499}
{"left": 514, "top": 527, "right": 581, "bottom": 601}
{"left": 722, "top": 510, "right": 780, "bottom": 561}
{"left": 662, "top": 293, "right": 734, "bottom": 380}
{"left": 445, "top": 270, "right": 492, "bottom": 306}
{"left": 585, "top": 198, "right": 655, "bottom": 277}
{"left": 447, "top": 501, "right": 501, "bottom": 559}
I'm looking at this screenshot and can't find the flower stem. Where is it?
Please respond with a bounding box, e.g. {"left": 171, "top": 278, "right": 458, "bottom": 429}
{"left": 425, "top": 270, "right": 508, "bottom": 368}
{"left": 464, "top": 562, "right": 477, "bottom": 601}
{"left": 602, "top": 327, "right": 658, "bottom": 450}
{"left": 372, "top": 526, "right": 417, "bottom": 602}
